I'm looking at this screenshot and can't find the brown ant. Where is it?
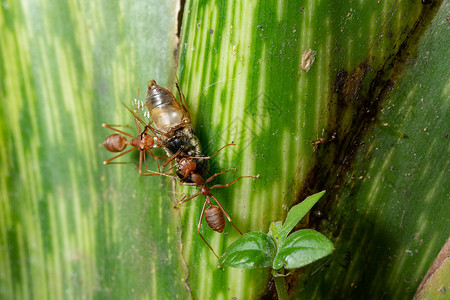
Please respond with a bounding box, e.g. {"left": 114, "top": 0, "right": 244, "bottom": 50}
{"left": 140, "top": 142, "right": 260, "bottom": 257}
{"left": 103, "top": 86, "right": 179, "bottom": 176}
{"left": 307, "top": 129, "right": 335, "bottom": 151}
{"left": 175, "top": 156, "right": 260, "bottom": 258}
{"left": 102, "top": 116, "right": 168, "bottom": 175}
{"left": 309, "top": 137, "right": 327, "bottom": 151}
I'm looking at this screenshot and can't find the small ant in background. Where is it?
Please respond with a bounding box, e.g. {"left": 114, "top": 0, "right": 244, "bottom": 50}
{"left": 307, "top": 129, "right": 336, "bottom": 151}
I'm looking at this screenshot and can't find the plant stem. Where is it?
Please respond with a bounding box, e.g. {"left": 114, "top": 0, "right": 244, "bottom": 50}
{"left": 272, "top": 270, "right": 289, "bottom": 300}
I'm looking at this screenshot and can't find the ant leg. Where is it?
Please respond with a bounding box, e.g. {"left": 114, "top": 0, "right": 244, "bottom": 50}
{"left": 143, "top": 150, "right": 165, "bottom": 173}
{"left": 204, "top": 168, "right": 237, "bottom": 184}
{"left": 133, "top": 117, "right": 142, "bottom": 134}
{"left": 210, "top": 174, "right": 260, "bottom": 190}
{"left": 306, "top": 139, "right": 318, "bottom": 152}
{"left": 102, "top": 123, "right": 135, "bottom": 139}
{"left": 189, "top": 143, "right": 236, "bottom": 160}
{"left": 138, "top": 150, "right": 177, "bottom": 179}
{"left": 103, "top": 147, "right": 135, "bottom": 165}
{"left": 162, "top": 146, "right": 184, "bottom": 168}
{"left": 178, "top": 181, "right": 197, "bottom": 187}
{"left": 206, "top": 143, "right": 235, "bottom": 158}
{"left": 139, "top": 168, "right": 177, "bottom": 178}
{"left": 175, "top": 81, "right": 192, "bottom": 122}
{"left": 197, "top": 201, "right": 219, "bottom": 258}
{"left": 144, "top": 123, "right": 166, "bottom": 137}
{"left": 120, "top": 103, "right": 148, "bottom": 129}
{"left": 142, "top": 151, "right": 160, "bottom": 173}
{"left": 176, "top": 191, "right": 202, "bottom": 206}
{"left": 146, "top": 151, "right": 167, "bottom": 172}
{"left": 210, "top": 194, "right": 243, "bottom": 235}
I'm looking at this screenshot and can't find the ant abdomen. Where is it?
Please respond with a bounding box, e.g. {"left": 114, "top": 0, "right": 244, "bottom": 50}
{"left": 103, "top": 134, "right": 127, "bottom": 152}
{"left": 205, "top": 205, "right": 225, "bottom": 233}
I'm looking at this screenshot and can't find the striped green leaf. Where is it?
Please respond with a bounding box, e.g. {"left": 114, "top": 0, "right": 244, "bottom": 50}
{"left": 177, "top": 0, "right": 447, "bottom": 299}
{"left": 2, "top": 0, "right": 447, "bottom": 299}
{"left": 0, "top": 0, "right": 187, "bottom": 299}
{"left": 296, "top": 3, "right": 450, "bottom": 298}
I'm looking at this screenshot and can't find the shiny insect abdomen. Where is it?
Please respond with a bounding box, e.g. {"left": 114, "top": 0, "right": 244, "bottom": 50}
{"left": 146, "top": 80, "right": 185, "bottom": 133}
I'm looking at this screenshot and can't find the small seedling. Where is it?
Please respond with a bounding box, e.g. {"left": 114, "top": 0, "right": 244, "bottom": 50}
{"left": 218, "top": 191, "right": 333, "bottom": 300}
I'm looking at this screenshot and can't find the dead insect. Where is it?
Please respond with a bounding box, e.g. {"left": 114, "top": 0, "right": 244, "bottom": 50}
{"left": 145, "top": 80, "right": 209, "bottom": 181}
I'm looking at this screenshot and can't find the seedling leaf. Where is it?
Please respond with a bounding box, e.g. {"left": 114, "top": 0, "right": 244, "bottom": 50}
{"left": 268, "top": 221, "right": 283, "bottom": 243}
{"left": 219, "top": 232, "right": 276, "bottom": 269}
{"left": 277, "top": 191, "right": 325, "bottom": 243}
{"left": 273, "top": 229, "right": 333, "bottom": 270}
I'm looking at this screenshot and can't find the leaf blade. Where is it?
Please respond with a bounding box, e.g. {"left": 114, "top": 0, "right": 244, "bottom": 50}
{"left": 278, "top": 191, "right": 325, "bottom": 243}
{"left": 273, "top": 229, "right": 333, "bottom": 270}
{"left": 219, "top": 232, "right": 276, "bottom": 269}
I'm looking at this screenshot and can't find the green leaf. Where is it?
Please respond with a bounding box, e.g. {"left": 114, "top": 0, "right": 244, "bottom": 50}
{"left": 0, "top": 1, "right": 186, "bottom": 299}
{"left": 2, "top": 0, "right": 446, "bottom": 298}
{"left": 219, "top": 232, "right": 276, "bottom": 269}
{"left": 414, "top": 239, "right": 450, "bottom": 299}
{"left": 273, "top": 229, "right": 333, "bottom": 270}
{"left": 277, "top": 191, "right": 325, "bottom": 243}
{"left": 414, "top": 260, "right": 450, "bottom": 299}
{"left": 296, "top": 3, "right": 449, "bottom": 299}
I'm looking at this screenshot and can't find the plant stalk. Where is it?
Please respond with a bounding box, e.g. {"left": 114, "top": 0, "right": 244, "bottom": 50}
{"left": 272, "top": 269, "right": 289, "bottom": 300}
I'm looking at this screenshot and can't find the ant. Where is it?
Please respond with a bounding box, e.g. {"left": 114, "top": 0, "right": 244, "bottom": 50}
{"left": 309, "top": 137, "right": 327, "bottom": 151}
{"left": 173, "top": 151, "right": 259, "bottom": 258}
{"left": 307, "top": 129, "right": 335, "bottom": 151}
{"left": 102, "top": 119, "right": 168, "bottom": 174}
{"left": 102, "top": 90, "right": 169, "bottom": 175}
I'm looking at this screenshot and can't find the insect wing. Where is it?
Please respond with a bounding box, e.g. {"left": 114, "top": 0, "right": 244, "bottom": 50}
{"left": 121, "top": 96, "right": 152, "bottom": 130}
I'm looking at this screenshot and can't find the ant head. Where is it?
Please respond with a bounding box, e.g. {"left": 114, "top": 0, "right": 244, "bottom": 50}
{"left": 148, "top": 80, "right": 157, "bottom": 89}
{"left": 103, "top": 134, "right": 127, "bottom": 152}
{"left": 140, "top": 132, "right": 155, "bottom": 150}
{"left": 179, "top": 158, "right": 196, "bottom": 177}
{"left": 190, "top": 173, "right": 203, "bottom": 185}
